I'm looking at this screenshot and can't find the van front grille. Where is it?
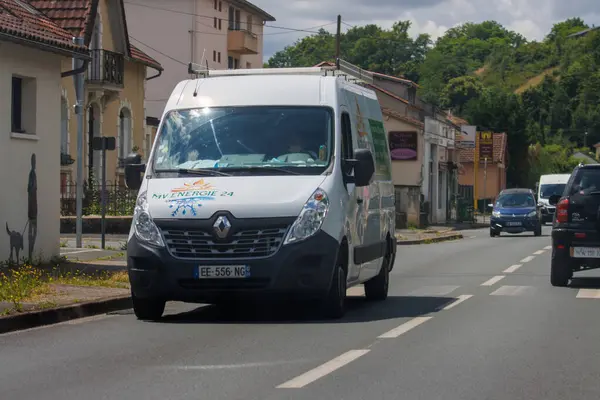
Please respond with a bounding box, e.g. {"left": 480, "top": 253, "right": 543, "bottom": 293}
{"left": 161, "top": 226, "right": 289, "bottom": 259}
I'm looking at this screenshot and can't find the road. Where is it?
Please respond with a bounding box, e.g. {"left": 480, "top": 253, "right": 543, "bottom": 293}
{"left": 3, "top": 225, "right": 600, "bottom": 399}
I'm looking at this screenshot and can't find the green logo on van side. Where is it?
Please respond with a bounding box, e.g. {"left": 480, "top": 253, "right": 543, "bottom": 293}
{"left": 368, "top": 118, "right": 392, "bottom": 178}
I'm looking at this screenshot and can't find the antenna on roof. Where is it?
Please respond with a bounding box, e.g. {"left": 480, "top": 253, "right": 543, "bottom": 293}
{"left": 193, "top": 49, "right": 206, "bottom": 97}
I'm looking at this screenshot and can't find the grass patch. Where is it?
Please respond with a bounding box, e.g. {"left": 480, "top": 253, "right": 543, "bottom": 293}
{"left": 0, "top": 264, "right": 129, "bottom": 314}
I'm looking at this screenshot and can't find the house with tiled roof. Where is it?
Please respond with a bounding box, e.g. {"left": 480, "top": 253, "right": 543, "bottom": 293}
{"left": 313, "top": 61, "right": 461, "bottom": 226}
{"left": 458, "top": 132, "right": 508, "bottom": 202}
{"left": 28, "top": 0, "right": 163, "bottom": 203}
{"left": 0, "top": 0, "right": 89, "bottom": 263}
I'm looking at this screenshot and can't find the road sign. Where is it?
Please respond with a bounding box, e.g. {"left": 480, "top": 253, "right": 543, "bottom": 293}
{"left": 479, "top": 131, "right": 493, "bottom": 162}
{"left": 91, "top": 136, "right": 116, "bottom": 249}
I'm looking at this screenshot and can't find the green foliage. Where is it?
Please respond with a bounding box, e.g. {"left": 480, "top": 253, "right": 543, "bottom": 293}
{"left": 267, "top": 18, "right": 600, "bottom": 187}
{"left": 267, "top": 22, "right": 431, "bottom": 81}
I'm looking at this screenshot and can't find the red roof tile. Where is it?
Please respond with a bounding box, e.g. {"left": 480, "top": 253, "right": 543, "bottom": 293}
{"left": 459, "top": 132, "right": 507, "bottom": 164}
{"left": 0, "top": 0, "right": 88, "bottom": 54}
{"left": 381, "top": 107, "right": 424, "bottom": 128}
{"left": 30, "top": 0, "right": 161, "bottom": 70}
{"left": 130, "top": 44, "right": 162, "bottom": 71}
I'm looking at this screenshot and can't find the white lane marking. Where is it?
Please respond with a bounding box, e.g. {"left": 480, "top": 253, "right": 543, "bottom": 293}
{"left": 544, "top": 246, "right": 552, "bottom": 250}
{"left": 378, "top": 316, "right": 432, "bottom": 339}
{"left": 520, "top": 255, "right": 535, "bottom": 263}
{"left": 59, "top": 248, "right": 102, "bottom": 255}
{"left": 442, "top": 294, "right": 473, "bottom": 310}
{"left": 167, "top": 360, "right": 306, "bottom": 370}
{"left": 490, "top": 285, "right": 534, "bottom": 296}
{"left": 576, "top": 289, "right": 600, "bottom": 299}
{"left": 276, "top": 350, "right": 370, "bottom": 388}
{"left": 481, "top": 275, "right": 505, "bottom": 286}
{"left": 407, "top": 285, "right": 460, "bottom": 296}
{"left": 533, "top": 250, "right": 545, "bottom": 255}
{"left": 503, "top": 264, "right": 522, "bottom": 273}
{"left": 347, "top": 286, "right": 365, "bottom": 296}
{"left": 469, "top": 236, "right": 477, "bottom": 238}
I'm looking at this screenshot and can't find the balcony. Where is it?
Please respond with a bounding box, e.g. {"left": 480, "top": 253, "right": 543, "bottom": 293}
{"left": 227, "top": 29, "right": 258, "bottom": 55}
{"left": 87, "top": 49, "right": 124, "bottom": 88}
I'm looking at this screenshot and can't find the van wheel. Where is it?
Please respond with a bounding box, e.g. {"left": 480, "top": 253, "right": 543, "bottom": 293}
{"left": 322, "top": 256, "right": 347, "bottom": 319}
{"left": 550, "top": 257, "right": 572, "bottom": 287}
{"left": 132, "top": 294, "right": 166, "bottom": 321}
{"left": 364, "top": 248, "right": 390, "bottom": 301}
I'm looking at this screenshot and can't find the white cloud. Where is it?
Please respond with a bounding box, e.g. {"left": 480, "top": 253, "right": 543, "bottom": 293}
{"left": 254, "top": 0, "right": 600, "bottom": 61}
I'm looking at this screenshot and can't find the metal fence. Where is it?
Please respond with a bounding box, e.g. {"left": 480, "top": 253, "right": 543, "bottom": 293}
{"left": 60, "top": 180, "right": 137, "bottom": 216}
{"left": 456, "top": 184, "right": 475, "bottom": 223}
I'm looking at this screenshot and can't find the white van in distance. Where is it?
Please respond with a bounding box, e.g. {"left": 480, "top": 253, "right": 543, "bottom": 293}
{"left": 536, "top": 174, "right": 571, "bottom": 223}
{"left": 123, "top": 61, "right": 397, "bottom": 320}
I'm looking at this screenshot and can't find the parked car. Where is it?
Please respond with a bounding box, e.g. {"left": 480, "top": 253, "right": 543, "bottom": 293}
{"left": 549, "top": 164, "right": 600, "bottom": 286}
{"left": 489, "top": 188, "right": 542, "bottom": 237}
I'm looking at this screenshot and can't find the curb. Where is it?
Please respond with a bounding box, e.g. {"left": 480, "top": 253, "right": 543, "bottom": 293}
{"left": 396, "top": 233, "right": 463, "bottom": 245}
{"left": 0, "top": 295, "right": 132, "bottom": 335}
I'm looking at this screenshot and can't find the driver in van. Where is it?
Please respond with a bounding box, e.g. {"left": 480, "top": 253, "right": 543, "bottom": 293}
{"left": 281, "top": 130, "right": 320, "bottom": 160}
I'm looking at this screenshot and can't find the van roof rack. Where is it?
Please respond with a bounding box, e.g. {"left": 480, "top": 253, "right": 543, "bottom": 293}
{"left": 187, "top": 58, "right": 374, "bottom": 84}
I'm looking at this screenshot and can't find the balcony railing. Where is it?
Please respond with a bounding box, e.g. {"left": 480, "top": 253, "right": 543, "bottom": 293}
{"left": 87, "top": 49, "right": 124, "bottom": 86}
{"left": 227, "top": 29, "right": 258, "bottom": 54}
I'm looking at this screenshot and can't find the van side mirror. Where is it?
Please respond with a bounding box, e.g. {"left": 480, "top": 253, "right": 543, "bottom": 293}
{"left": 124, "top": 153, "right": 145, "bottom": 190}
{"left": 349, "top": 148, "right": 375, "bottom": 187}
{"left": 548, "top": 194, "right": 561, "bottom": 206}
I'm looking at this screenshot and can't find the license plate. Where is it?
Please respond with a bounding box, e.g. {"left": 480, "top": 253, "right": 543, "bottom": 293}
{"left": 571, "top": 247, "right": 600, "bottom": 258}
{"left": 197, "top": 265, "right": 250, "bottom": 279}
{"left": 506, "top": 221, "right": 522, "bottom": 226}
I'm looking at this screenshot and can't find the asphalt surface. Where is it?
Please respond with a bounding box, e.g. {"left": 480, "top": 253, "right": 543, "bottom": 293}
{"left": 4, "top": 225, "right": 600, "bottom": 399}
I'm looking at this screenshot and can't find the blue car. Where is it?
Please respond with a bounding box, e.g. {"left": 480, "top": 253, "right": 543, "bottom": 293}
{"left": 489, "top": 188, "right": 542, "bottom": 237}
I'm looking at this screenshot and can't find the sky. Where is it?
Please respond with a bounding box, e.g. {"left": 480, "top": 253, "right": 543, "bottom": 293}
{"left": 254, "top": 0, "right": 600, "bottom": 62}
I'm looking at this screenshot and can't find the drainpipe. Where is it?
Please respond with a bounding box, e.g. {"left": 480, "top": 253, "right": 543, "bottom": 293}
{"left": 146, "top": 69, "right": 162, "bottom": 81}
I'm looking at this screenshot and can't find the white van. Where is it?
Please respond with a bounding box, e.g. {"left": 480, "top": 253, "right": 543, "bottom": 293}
{"left": 123, "top": 63, "right": 396, "bottom": 321}
{"left": 536, "top": 173, "right": 571, "bottom": 223}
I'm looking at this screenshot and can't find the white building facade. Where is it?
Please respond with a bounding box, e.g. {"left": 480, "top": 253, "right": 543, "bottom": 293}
{"left": 124, "top": 0, "right": 276, "bottom": 119}
{"left": 423, "top": 116, "right": 458, "bottom": 224}
{"left": 0, "top": 1, "right": 89, "bottom": 264}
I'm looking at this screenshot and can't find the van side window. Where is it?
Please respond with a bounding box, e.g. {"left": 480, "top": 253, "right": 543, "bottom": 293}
{"left": 341, "top": 112, "right": 353, "bottom": 160}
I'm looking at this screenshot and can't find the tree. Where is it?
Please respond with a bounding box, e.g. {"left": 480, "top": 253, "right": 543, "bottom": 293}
{"left": 440, "top": 76, "right": 484, "bottom": 112}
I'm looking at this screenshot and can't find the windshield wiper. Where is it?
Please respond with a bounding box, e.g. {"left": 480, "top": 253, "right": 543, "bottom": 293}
{"left": 222, "top": 166, "right": 301, "bottom": 175}
{"left": 155, "top": 168, "right": 232, "bottom": 177}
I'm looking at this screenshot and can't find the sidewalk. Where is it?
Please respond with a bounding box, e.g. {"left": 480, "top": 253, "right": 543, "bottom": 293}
{"left": 0, "top": 248, "right": 129, "bottom": 332}
{"left": 396, "top": 226, "right": 464, "bottom": 245}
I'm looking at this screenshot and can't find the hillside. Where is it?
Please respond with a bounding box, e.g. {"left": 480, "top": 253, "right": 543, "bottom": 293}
{"left": 266, "top": 17, "right": 600, "bottom": 187}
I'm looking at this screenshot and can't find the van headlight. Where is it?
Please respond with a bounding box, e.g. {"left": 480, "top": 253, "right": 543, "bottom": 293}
{"left": 527, "top": 210, "right": 537, "bottom": 218}
{"left": 492, "top": 210, "right": 501, "bottom": 218}
{"left": 133, "top": 191, "right": 164, "bottom": 247}
{"left": 284, "top": 188, "right": 329, "bottom": 245}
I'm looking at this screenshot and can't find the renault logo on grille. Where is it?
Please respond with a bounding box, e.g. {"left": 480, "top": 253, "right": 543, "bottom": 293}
{"left": 213, "top": 216, "right": 231, "bottom": 238}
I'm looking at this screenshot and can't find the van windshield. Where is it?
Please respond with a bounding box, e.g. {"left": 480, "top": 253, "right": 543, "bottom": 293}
{"left": 539, "top": 183, "right": 566, "bottom": 199}
{"left": 152, "top": 106, "right": 334, "bottom": 176}
{"left": 495, "top": 193, "right": 535, "bottom": 208}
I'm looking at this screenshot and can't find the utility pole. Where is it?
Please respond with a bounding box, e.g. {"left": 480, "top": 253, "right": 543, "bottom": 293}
{"left": 73, "top": 37, "right": 85, "bottom": 248}
{"left": 335, "top": 15, "right": 341, "bottom": 61}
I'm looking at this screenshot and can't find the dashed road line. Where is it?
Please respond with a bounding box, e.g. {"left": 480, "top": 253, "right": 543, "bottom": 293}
{"left": 576, "top": 289, "right": 600, "bottom": 299}
{"left": 490, "top": 285, "right": 534, "bottom": 296}
{"left": 503, "top": 264, "right": 522, "bottom": 273}
{"left": 378, "top": 316, "right": 432, "bottom": 339}
{"left": 533, "top": 250, "right": 545, "bottom": 255}
{"left": 442, "top": 294, "right": 473, "bottom": 310}
{"left": 481, "top": 275, "right": 505, "bottom": 286}
{"left": 544, "top": 246, "right": 552, "bottom": 250}
{"left": 276, "top": 349, "right": 370, "bottom": 388}
{"left": 520, "top": 255, "right": 535, "bottom": 263}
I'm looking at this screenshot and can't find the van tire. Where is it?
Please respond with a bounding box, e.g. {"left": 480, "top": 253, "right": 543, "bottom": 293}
{"left": 364, "top": 249, "right": 390, "bottom": 301}
{"left": 132, "top": 294, "right": 166, "bottom": 321}
{"left": 322, "top": 255, "right": 347, "bottom": 319}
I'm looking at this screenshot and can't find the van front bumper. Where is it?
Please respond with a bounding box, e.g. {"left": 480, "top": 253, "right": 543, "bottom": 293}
{"left": 127, "top": 231, "right": 340, "bottom": 303}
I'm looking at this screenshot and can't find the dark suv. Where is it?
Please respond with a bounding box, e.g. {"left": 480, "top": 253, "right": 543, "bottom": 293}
{"left": 549, "top": 164, "right": 600, "bottom": 286}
